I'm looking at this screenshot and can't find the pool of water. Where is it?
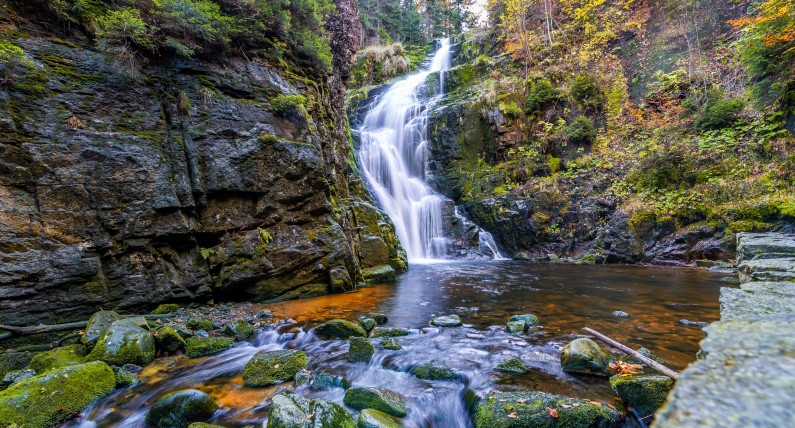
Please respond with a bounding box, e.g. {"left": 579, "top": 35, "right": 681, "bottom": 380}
{"left": 69, "top": 261, "right": 732, "bottom": 427}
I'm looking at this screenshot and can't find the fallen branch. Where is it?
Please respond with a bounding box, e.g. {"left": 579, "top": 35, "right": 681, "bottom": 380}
{"left": 0, "top": 314, "right": 175, "bottom": 340}
{"left": 583, "top": 327, "right": 679, "bottom": 380}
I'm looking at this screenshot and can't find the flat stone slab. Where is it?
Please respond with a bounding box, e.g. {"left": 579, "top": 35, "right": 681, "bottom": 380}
{"left": 721, "top": 287, "right": 795, "bottom": 321}
{"left": 740, "top": 281, "right": 795, "bottom": 296}
{"left": 736, "top": 233, "right": 795, "bottom": 263}
{"left": 700, "top": 319, "right": 795, "bottom": 360}
{"left": 738, "top": 258, "right": 795, "bottom": 283}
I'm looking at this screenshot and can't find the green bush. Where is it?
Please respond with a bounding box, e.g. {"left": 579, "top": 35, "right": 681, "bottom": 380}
{"left": 270, "top": 94, "right": 307, "bottom": 115}
{"left": 499, "top": 101, "right": 523, "bottom": 118}
{"left": 526, "top": 79, "right": 560, "bottom": 115}
{"left": 570, "top": 72, "right": 605, "bottom": 112}
{"left": 694, "top": 96, "right": 744, "bottom": 130}
{"left": 567, "top": 116, "right": 597, "bottom": 146}
{"left": 627, "top": 147, "right": 697, "bottom": 190}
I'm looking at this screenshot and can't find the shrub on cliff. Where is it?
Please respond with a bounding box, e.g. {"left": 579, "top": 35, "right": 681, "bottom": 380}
{"left": 526, "top": 78, "right": 560, "bottom": 116}
{"left": 567, "top": 115, "right": 597, "bottom": 146}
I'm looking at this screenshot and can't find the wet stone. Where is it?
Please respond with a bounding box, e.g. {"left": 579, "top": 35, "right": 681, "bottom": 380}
{"left": 243, "top": 349, "right": 309, "bottom": 387}
{"left": 358, "top": 408, "right": 404, "bottom": 428}
{"left": 430, "top": 314, "right": 462, "bottom": 327}
{"left": 348, "top": 336, "right": 375, "bottom": 363}
{"left": 370, "top": 327, "right": 411, "bottom": 338}
{"left": 294, "top": 369, "right": 311, "bottom": 386}
{"left": 380, "top": 338, "right": 402, "bottom": 350}
{"left": 497, "top": 358, "right": 528, "bottom": 373}
{"left": 365, "top": 313, "right": 389, "bottom": 325}
{"left": 473, "top": 391, "right": 624, "bottom": 428}
{"left": 411, "top": 363, "right": 462, "bottom": 381}
{"left": 506, "top": 320, "right": 527, "bottom": 334}
{"left": 612, "top": 311, "right": 630, "bottom": 318}
{"left": 610, "top": 374, "right": 674, "bottom": 420}
{"left": 185, "top": 337, "right": 233, "bottom": 358}
{"left": 560, "top": 338, "right": 613, "bottom": 376}
{"left": 268, "top": 393, "right": 356, "bottom": 428}
{"left": 315, "top": 319, "right": 367, "bottom": 338}
{"left": 156, "top": 325, "right": 186, "bottom": 353}
{"left": 358, "top": 317, "right": 377, "bottom": 333}
{"left": 145, "top": 389, "right": 218, "bottom": 428}
{"left": 343, "top": 387, "right": 408, "bottom": 417}
{"left": 508, "top": 314, "right": 539, "bottom": 326}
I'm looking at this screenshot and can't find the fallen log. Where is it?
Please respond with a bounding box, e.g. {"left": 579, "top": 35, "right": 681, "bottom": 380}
{"left": 0, "top": 314, "right": 175, "bottom": 340}
{"left": 583, "top": 327, "right": 679, "bottom": 380}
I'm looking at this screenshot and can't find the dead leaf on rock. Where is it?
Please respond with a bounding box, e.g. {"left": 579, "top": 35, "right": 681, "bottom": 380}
{"left": 547, "top": 407, "right": 559, "bottom": 418}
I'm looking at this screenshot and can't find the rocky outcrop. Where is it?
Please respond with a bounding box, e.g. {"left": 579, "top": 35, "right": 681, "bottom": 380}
{"left": 1, "top": 20, "right": 405, "bottom": 325}
{"left": 655, "top": 233, "right": 795, "bottom": 427}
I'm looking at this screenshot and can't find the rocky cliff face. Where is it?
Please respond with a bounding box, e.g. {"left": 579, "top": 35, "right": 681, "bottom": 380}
{"left": 0, "top": 10, "right": 406, "bottom": 325}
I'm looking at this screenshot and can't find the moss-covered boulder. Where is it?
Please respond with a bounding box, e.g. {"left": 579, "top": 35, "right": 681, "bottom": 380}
{"left": 156, "top": 325, "right": 187, "bottom": 353}
{"left": 343, "top": 387, "right": 408, "bottom": 417}
{"left": 610, "top": 374, "right": 674, "bottom": 418}
{"left": 185, "top": 337, "right": 233, "bottom": 358}
{"left": 411, "top": 363, "right": 462, "bottom": 381}
{"left": 114, "top": 316, "right": 150, "bottom": 330}
{"left": 506, "top": 320, "right": 527, "bottom": 334}
{"left": 222, "top": 319, "right": 255, "bottom": 341}
{"left": 242, "top": 349, "right": 309, "bottom": 387}
{"left": 380, "top": 338, "right": 402, "bottom": 350}
{"left": 81, "top": 310, "right": 122, "bottom": 347}
{"left": 188, "top": 423, "right": 226, "bottom": 428}
{"left": 358, "top": 408, "right": 404, "bottom": 428}
{"left": 268, "top": 393, "right": 356, "bottom": 428}
{"left": 1, "top": 369, "right": 36, "bottom": 387}
{"left": 315, "top": 319, "right": 367, "bottom": 338}
{"left": 113, "top": 366, "right": 139, "bottom": 388}
{"left": 0, "top": 351, "right": 32, "bottom": 379}
{"left": 313, "top": 370, "right": 350, "bottom": 389}
{"left": 508, "top": 314, "right": 539, "bottom": 326}
{"left": 430, "top": 315, "right": 462, "bottom": 327}
{"left": 370, "top": 327, "right": 410, "bottom": 338}
{"left": 497, "top": 358, "right": 528, "bottom": 374}
{"left": 365, "top": 313, "right": 389, "bottom": 325}
{"left": 28, "top": 344, "right": 87, "bottom": 373}
{"left": 187, "top": 318, "right": 215, "bottom": 331}
{"left": 145, "top": 389, "right": 218, "bottom": 428}
{"left": 358, "top": 317, "right": 377, "bottom": 333}
{"left": 0, "top": 361, "right": 116, "bottom": 427}
{"left": 152, "top": 304, "right": 181, "bottom": 314}
{"left": 473, "top": 391, "right": 624, "bottom": 428}
{"left": 294, "top": 369, "right": 311, "bottom": 386}
{"left": 348, "top": 336, "right": 375, "bottom": 363}
{"left": 560, "top": 338, "right": 613, "bottom": 376}
{"left": 85, "top": 321, "right": 156, "bottom": 366}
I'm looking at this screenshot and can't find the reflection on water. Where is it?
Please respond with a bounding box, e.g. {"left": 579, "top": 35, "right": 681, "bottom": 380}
{"left": 70, "top": 261, "right": 731, "bottom": 428}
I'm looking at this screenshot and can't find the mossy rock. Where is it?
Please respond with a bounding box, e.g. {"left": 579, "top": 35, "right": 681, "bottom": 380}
{"left": 610, "top": 374, "right": 674, "bottom": 418}
{"left": 506, "top": 320, "right": 528, "bottom": 334}
{"left": 473, "top": 391, "right": 624, "bottom": 428}
{"left": 0, "top": 351, "right": 32, "bottom": 379}
{"left": 365, "top": 313, "right": 389, "bottom": 325}
{"left": 0, "top": 361, "right": 116, "bottom": 428}
{"left": 85, "top": 321, "right": 156, "bottom": 366}
{"left": 156, "top": 325, "right": 187, "bottom": 353}
{"left": 222, "top": 319, "right": 255, "bottom": 341}
{"left": 508, "top": 314, "right": 539, "bottom": 326}
{"left": 188, "top": 423, "right": 226, "bottom": 428}
{"left": 81, "top": 310, "right": 122, "bottom": 347}
{"left": 411, "top": 363, "right": 462, "bottom": 381}
{"left": 370, "top": 327, "right": 410, "bottom": 338}
{"left": 268, "top": 393, "right": 356, "bottom": 428}
{"left": 113, "top": 366, "right": 139, "bottom": 388}
{"left": 185, "top": 337, "right": 233, "bottom": 358}
{"left": 315, "top": 319, "right": 367, "bottom": 338}
{"left": 343, "top": 387, "right": 408, "bottom": 417}
{"left": 294, "top": 368, "right": 311, "bottom": 386}
{"left": 430, "top": 315, "right": 462, "bottom": 327}
{"left": 1, "top": 369, "right": 36, "bottom": 387}
{"left": 152, "top": 304, "right": 181, "bottom": 314}
{"left": 145, "top": 389, "right": 218, "bottom": 428}
{"left": 357, "top": 317, "right": 377, "bottom": 333}
{"left": 358, "top": 408, "right": 404, "bottom": 428}
{"left": 187, "top": 318, "right": 215, "bottom": 331}
{"left": 560, "top": 338, "right": 613, "bottom": 376}
{"left": 114, "top": 316, "right": 151, "bottom": 330}
{"left": 313, "top": 370, "right": 350, "bottom": 389}
{"left": 497, "top": 358, "right": 528, "bottom": 374}
{"left": 29, "top": 344, "right": 87, "bottom": 373}
{"left": 348, "top": 336, "right": 375, "bottom": 363}
{"left": 380, "top": 338, "right": 402, "bottom": 350}
{"left": 242, "top": 349, "right": 309, "bottom": 387}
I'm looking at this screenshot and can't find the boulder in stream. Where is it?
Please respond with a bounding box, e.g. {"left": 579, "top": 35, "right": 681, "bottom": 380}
{"left": 506, "top": 320, "right": 528, "bottom": 334}
{"left": 610, "top": 374, "right": 674, "bottom": 419}
{"left": 497, "top": 358, "right": 528, "bottom": 374}
{"left": 560, "top": 338, "right": 613, "bottom": 376}
{"left": 85, "top": 320, "right": 156, "bottom": 366}
{"left": 243, "top": 349, "right": 309, "bottom": 387}
{"left": 315, "top": 319, "right": 367, "bottom": 338}
{"left": 370, "top": 327, "right": 411, "bottom": 338}
{"left": 430, "top": 315, "right": 462, "bottom": 327}
{"left": 268, "top": 393, "right": 356, "bottom": 428}
{"left": 358, "top": 408, "right": 404, "bottom": 428}
{"left": 365, "top": 313, "right": 389, "bottom": 325}
{"left": 411, "top": 363, "right": 462, "bottom": 381}
{"left": 81, "top": 310, "right": 122, "bottom": 347}
{"left": 343, "top": 387, "right": 408, "bottom": 417}
{"left": 222, "top": 319, "right": 255, "bottom": 340}
{"left": 508, "top": 314, "right": 539, "bottom": 326}
{"left": 29, "top": 344, "right": 87, "bottom": 373}
{"left": 145, "top": 389, "right": 218, "bottom": 428}
{"left": 0, "top": 361, "right": 116, "bottom": 427}
{"left": 380, "top": 338, "right": 402, "bottom": 350}
{"left": 358, "top": 317, "right": 377, "bottom": 333}
{"left": 348, "top": 336, "right": 375, "bottom": 363}
{"left": 156, "top": 325, "right": 187, "bottom": 353}
{"left": 473, "top": 391, "right": 624, "bottom": 427}
{"left": 185, "top": 337, "right": 234, "bottom": 358}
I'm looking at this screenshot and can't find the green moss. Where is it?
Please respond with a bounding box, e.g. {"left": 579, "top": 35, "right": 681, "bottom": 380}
{"left": 222, "top": 319, "right": 255, "bottom": 340}
{"left": 314, "top": 319, "right": 367, "bottom": 338}
{"left": 0, "top": 361, "right": 116, "bottom": 428}
{"left": 411, "top": 363, "right": 462, "bottom": 381}
{"left": 242, "top": 349, "right": 309, "bottom": 386}
{"left": 145, "top": 389, "right": 219, "bottom": 428}
{"left": 185, "top": 337, "right": 233, "bottom": 358}
{"left": 112, "top": 366, "right": 139, "bottom": 388}
{"left": 0, "top": 351, "right": 32, "bottom": 379}
{"left": 358, "top": 408, "right": 403, "bottom": 428}
{"left": 155, "top": 325, "right": 186, "bottom": 353}
{"left": 348, "top": 336, "right": 375, "bottom": 363}
{"left": 370, "top": 327, "right": 410, "bottom": 338}
{"left": 85, "top": 323, "right": 156, "bottom": 366}
{"left": 29, "top": 344, "right": 87, "bottom": 373}
{"left": 610, "top": 374, "right": 674, "bottom": 417}
{"left": 497, "top": 358, "right": 528, "bottom": 373}
{"left": 151, "top": 303, "right": 180, "bottom": 314}
{"left": 343, "top": 387, "right": 408, "bottom": 417}
{"left": 474, "top": 391, "right": 623, "bottom": 428}
{"left": 187, "top": 318, "right": 214, "bottom": 331}
{"left": 380, "top": 338, "right": 402, "bottom": 350}
{"left": 259, "top": 134, "right": 279, "bottom": 144}
{"left": 508, "top": 314, "right": 539, "bottom": 326}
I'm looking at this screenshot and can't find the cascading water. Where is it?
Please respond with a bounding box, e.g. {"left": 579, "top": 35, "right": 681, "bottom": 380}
{"left": 358, "top": 39, "right": 454, "bottom": 261}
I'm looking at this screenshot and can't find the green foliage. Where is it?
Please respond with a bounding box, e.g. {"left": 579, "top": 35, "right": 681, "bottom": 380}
{"left": 547, "top": 155, "right": 562, "bottom": 173}
{"left": 570, "top": 72, "right": 605, "bottom": 112}
{"left": 270, "top": 94, "right": 307, "bottom": 116}
{"left": 567, "top": 116, "right": 597, "bottom": 146}
{"left": 499, "top": 100, "right": 523, "bottom": 118}
{"left": 200, "top": 247, "right": 215, "bottom": 260}
{"left": 626, "top": 146, "right": 697, "bottom": 190}
{"left": 526, "top": 79, "right": 560, "bottom": 115}
{"left": 0, "top": 40, "right": 34, "bottom": 80}
{"left": 257, "top": 227, "right": 273, "bottom": 244}
{"left": 685, "top": 90, "right": 745, "bottom": 131}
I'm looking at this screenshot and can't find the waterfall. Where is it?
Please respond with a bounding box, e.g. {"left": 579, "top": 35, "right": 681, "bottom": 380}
{"left": 359, "top": 39, "right": 503, "bottom": 262}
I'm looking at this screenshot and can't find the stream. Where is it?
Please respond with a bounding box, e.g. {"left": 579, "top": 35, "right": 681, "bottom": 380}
{"left": 70, "top": 261, "right": 730, "bottom": 427}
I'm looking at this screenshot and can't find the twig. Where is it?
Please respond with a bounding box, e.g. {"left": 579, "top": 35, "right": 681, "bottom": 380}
{"left": 583, "top": 327, "right": 679, "bottom": 380}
